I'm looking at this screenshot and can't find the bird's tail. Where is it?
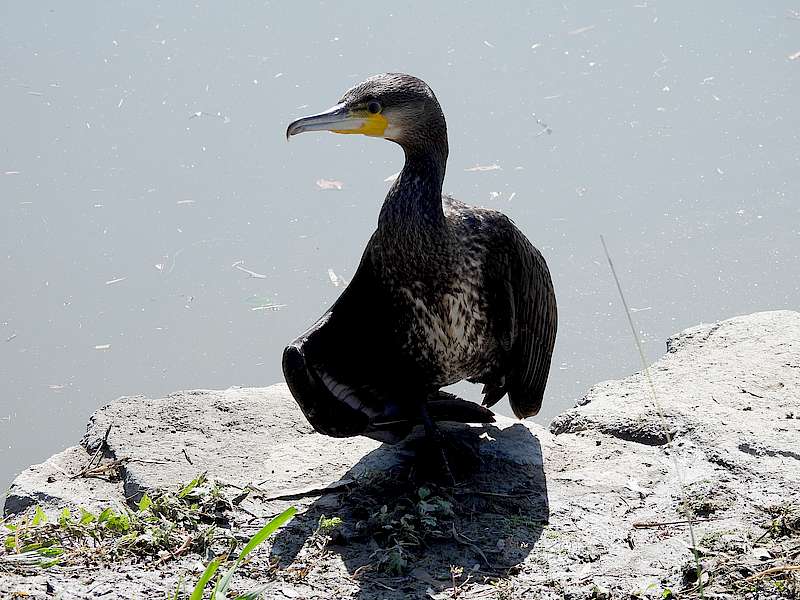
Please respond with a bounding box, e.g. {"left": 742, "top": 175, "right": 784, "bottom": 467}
{"left": 507, "top": 384, "right": 546, "bottom": 418}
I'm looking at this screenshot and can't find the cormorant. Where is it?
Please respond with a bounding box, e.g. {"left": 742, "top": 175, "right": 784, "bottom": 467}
{"left": 283, "top": 73, "right": 557, "bottom": 452}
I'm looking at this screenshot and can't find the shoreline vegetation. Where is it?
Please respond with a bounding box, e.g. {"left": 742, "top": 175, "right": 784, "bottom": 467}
{"left": 2, "top": 310, "right": 799, "bottom": 599}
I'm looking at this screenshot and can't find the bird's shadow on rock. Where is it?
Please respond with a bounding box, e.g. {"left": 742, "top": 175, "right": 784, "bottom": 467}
{"left": 270, "top": 422, "right": 548, "bottom": 599}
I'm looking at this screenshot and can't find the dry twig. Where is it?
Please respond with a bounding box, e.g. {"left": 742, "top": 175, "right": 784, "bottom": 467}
{"left": 633, "top": 517, "right": 722, "bottom": 529}
{"left": 744, "top": 564, "right": 800, "bottom": 582}
{"left": 71, "top": 425, "right": 112, "bottom": 479}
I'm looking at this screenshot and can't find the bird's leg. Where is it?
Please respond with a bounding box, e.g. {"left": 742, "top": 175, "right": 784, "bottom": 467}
{"left": 419, "top": 402, "right": 456, "bottom": 485}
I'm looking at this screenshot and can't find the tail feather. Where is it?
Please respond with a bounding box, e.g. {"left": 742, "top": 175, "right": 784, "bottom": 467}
{"left": 507, "top": 383, "right": 545, "bottom": 418}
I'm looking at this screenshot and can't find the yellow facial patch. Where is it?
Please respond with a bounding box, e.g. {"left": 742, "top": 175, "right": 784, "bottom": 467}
{"left": 333, "top": 112, "right": 388, "bottom": 137}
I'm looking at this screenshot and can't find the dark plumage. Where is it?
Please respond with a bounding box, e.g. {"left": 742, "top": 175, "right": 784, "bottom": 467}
{"left": 283, "top": 73, "right": 557, "bottom": 446}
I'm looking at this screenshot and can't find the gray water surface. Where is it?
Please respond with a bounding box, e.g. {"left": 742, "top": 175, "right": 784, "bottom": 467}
{"left": 2, "top": 2, "right": 799, "bottom": 490}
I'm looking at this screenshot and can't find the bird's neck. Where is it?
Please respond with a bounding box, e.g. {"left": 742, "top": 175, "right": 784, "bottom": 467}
{"left": 378, "top": 142, "right": 448, "bottom": 234}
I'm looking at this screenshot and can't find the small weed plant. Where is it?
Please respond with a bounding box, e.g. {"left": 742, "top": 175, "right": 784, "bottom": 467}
{"left": 1, "top": 473, "right": 296, "bottom": 600}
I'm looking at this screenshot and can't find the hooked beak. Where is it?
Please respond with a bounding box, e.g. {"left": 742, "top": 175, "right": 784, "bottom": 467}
{"left": 286, "top": 103, "right": 389, "bottom": 140}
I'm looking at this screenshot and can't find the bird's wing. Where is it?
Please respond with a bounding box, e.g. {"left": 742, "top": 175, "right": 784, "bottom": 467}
{"left": 485, "top": 223, "right": 557, "bottom": 418}
{"left": 283, "top": 238, "right": 395, "bottom": 436}
{"left": 285, "top": 235, "right": 438, "bottom": 439}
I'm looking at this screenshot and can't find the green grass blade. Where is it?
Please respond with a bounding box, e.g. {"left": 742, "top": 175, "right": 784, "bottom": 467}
{"left": 79, "top": 507, "right": 96, "bottom": 525}
{"left": 189, "top": 556, "right": 222, "bottom": 600}
{"left": 32, "top": 505, "right": 47, "bottom": 526}
{"left": 58, "top": 508, "right": 72, "bottom": 526}
{"left": 216, "top": 507, "right": 297, "bottom": 596}
{"left": 239, "top": 507, "right": 296, "bottom": 561}
{"left": 234, "top": 587, "right": 267, "bottom": 600}
{"left": 169, "top": 575, "right": 184, "bottom": 600}
{"left": 215, "top": 565, "right": 236, "bottom": 598}
{"left": 210, "top": 575, "right": 221, "bottom": 600}
{"left": 179, "top": 473, "right": 206, "bottom": 499}
{"left": 97, "top": 507, "right": 114, "bottom": 524}
{"left": 138, "top": 493, "right": 152, "bottom": 513}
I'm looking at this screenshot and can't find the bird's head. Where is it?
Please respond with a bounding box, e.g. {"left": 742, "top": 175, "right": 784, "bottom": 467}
{"left": 286, "top": 73, "right": 447, "bottom": 154}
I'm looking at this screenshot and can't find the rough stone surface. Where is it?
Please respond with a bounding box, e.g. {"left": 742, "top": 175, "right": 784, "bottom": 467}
{"left": 2, "top": 310, "right": 799, "bottom": 599}
{"left": 81, "top": 386, "right": 386, "bottom": 503}
{"left": 3, "top": 445, "right": 124, "bottom": 517}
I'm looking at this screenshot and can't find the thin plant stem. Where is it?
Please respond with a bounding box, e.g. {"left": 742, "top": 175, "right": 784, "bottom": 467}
{"left": 600, "top": 235, "right": 705, "bottom": 598}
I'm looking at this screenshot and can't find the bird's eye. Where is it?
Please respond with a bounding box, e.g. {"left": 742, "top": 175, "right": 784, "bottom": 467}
{"left": 367, "top": 100, "right": 382, "bottom": 115}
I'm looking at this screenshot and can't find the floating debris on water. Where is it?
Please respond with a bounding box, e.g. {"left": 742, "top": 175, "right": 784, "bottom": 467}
{"left": 327, "top": 268, "right": 347, "bottom": 287}
{"left": 189, "top": 111, "right": 231, "bottom": 123}
{"left": 94, "top": 344, "right": 111, "bottom": 350}
{"left": 105, "top": 277, "right": 127, "bottom": 286}
{"left": 464, "top": 164, "right": 501, "bottom": 172}
{"left": 533, "top": 114, "right": 552, "bottom": 136}
{"left": 316, "top": 178, "right": 344, "bottom": 190}
{"left": 251, "top": 304, "right": 287, "bottom": 312}
{"left": 232, "top": 260, "right": 267, "bottom": 279}
{"left": 568, "top": 24, "right": 596, "bottom": 35}
{"left": 5, "top": 333, "right": 17, "bottom": 343}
